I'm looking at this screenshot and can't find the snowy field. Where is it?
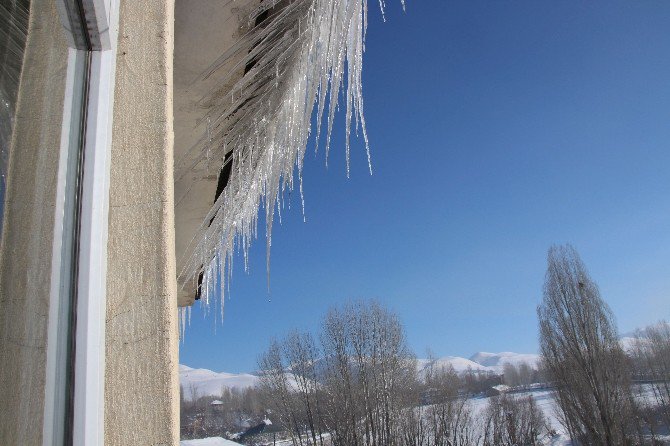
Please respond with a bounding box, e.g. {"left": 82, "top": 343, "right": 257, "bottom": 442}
{"left": 184, "top": 387, "right": 669, "bottom": 446}
{"left": 180, "top": 350, "right": 667, "bottom": 445}
{"left": 468, "top": 389, "right": 571, "bottom": 445}
{"left": 181, "top": 437, "right": 244, "bottom": 446}
{"left": 468, "top": 386, "right": 670, "bottom": 446}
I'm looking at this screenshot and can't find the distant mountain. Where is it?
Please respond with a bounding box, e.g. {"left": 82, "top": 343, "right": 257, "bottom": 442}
{"left": 180, "top": 365, "right": 259, "bottom": 400}
{"left": 416, "top": 356, "right": 490, "bottom": 379}
{"left": 469, "top": 352, "right": 541, "bottom": 373}
{"left": 180, "top": 351, "right": 542, "bottom": 399}
{"left": 416, "top": 351, "right": 541, "bottom": 380}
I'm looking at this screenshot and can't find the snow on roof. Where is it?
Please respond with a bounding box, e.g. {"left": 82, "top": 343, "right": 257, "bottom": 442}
{"left": 491, "top": 384, "right": 511, "bottom": 393}
{"left": 210, "top": 400, "right": 223, "bottom": 405}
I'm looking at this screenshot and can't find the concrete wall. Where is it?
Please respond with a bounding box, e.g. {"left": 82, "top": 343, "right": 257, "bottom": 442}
{"left": 104, "top": 0, "right": 180, "bottom": 444}
{"left": 0, "top": 0, "right": 180, "bottom": 443}
{"left": 0, "top": 0, "right": 68, "bottom": 443}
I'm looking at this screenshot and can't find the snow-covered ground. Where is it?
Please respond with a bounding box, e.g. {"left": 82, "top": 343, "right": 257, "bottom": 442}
{"left": 182, "top": 387, "right": 666, "bottom": 445}
{"left": 468, "top": 389, "right": 571, "bottom": 445}
{"left": 180, "top": 437, "right": 243, "bottom": 446}
{"left": 468, "top": 385, "right": 670, "bottom": 446}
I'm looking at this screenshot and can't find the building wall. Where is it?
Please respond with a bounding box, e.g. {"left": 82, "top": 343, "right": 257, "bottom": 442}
{"left": 0, "top": 0, "right": 68, "bottom": 443}
{"left": 0, "top": 0, "right": 180, "bottom": 443}
{"left": 104, "top": 0, "right": 180, "bottom": 443}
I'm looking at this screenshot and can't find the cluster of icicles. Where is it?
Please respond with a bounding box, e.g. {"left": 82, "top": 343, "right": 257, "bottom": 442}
{"left": 178, "top": 0, "right": 404, "bottom": 334}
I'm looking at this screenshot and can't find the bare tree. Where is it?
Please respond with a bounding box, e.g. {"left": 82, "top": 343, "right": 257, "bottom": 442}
{"left": 538, "top": 244, "right": 634, "bottom": 445}
{"left": 631, "top": 321, "right": 670, "bottom": 428}
{"left": 481, "top": 394, "right": 547, "bottom": 446}
{"left": 284, "top": 331, "right": 326, "bottom": 446}
{"left": 259, "top": 300, "right": 417, "bottom": 446}
{"left": 502, "top": 363, "right": 520, "bottom": 388}
{"left": 398, "top": 406, "right": 429, "bottom": 446}
{"left": 259, "top": 340, "right": 306, "bottom": 446}
{"left": 426, "top": 369, "right": 478, "bottom": 446}
{"left": 502, "top": 363, "right": 538, "bottom": 389}
{"left": 321, "top": 300, "right": 417, "bottom": 446}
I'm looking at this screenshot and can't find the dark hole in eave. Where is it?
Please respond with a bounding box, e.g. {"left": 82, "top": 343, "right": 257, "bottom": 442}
{"left": 194, "top": 3, "right": 279, "bottom": 301}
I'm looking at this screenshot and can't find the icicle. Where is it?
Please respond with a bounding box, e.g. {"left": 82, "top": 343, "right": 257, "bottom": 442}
{"left": 177, "top": 0, "right": 397, "bottom": 316}
{"left": 179, "top": 306, "right": 192, "bottom": 341}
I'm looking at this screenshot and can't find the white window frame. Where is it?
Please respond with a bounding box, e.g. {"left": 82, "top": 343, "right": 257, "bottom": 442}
{"left": 44, "top": 1, "right": 120, "bottom": 444}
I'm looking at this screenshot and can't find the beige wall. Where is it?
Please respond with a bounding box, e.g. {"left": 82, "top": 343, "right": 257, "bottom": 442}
{"left": 0, "top": 0, "right": 68, "bottom": 443}
{"left": 0, "top": 0, "right": 180, "bottom": 443}
{"left": 104, "top": 0, "right": 180, "bottom": 444}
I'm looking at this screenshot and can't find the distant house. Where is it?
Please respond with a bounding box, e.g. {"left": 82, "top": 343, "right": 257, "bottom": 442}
{"left": 210, "top": 400, "right": 224, "bottom": 411}
{"left": 487, "top": 384, "right": 511, "bottom": 397}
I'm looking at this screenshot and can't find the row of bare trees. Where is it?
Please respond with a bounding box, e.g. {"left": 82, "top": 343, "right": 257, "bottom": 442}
{"left": 258, "top": 300, "right": 418, "bottom": 446}
{"left": 258, "top": 301, "right": 551, "bottom": 446}
{"left": 401, "top": 365, "right": 548, "bottom": 446}
{"left": 501, "top": 363, "right": 544, "bottom": 388}
{"left": 255, "top": 245, "right": 669, "bottom": 446}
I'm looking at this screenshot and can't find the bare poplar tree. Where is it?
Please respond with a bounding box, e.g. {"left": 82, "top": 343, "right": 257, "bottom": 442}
{"left": 538, "top": 244, "right": 634, "bottom": 445}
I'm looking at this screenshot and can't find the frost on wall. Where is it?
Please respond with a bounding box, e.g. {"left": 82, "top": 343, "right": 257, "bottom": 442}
{"left": 177, "top": 0, "right": 403, "bottom": 325}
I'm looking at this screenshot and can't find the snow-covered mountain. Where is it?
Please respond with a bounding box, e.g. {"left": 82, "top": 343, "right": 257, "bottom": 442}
{"left": 416, "top": 356, "right": 490, "bottom": 378}
{"left": 416, "top": 351, "right": 541, "bottom": 377}
{"left": 180, "top": 365, "right": 259, "bottom": 400}
{"left": 469, "top": 352, "right": 541, "bottom": 373}
{"left": 180, "top": 351, "right": 542, "bottom": 399}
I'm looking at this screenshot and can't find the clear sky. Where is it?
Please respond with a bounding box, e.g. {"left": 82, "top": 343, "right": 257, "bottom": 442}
{"left": 180, "top": 0, "right": 670, "bottom": 373}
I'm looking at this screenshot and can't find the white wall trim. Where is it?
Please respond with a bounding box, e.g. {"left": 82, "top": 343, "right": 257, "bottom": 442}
{"left": 43, "top": 47, "right": 80, "bottom": 446}
{"left": 71, "top": 47, "right": 117, "bottom": 446}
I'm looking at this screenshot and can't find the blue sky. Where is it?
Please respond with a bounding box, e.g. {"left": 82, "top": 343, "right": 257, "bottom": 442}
{"left": 180, "top": 0, "right": 670, "bottom": 373}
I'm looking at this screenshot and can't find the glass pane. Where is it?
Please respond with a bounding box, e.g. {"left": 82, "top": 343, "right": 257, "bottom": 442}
{"left": 0, "top": 0, "right": 30, "bottom": 240}
{"left": 0, "top": 0, "right": 77, "bottom": 443}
